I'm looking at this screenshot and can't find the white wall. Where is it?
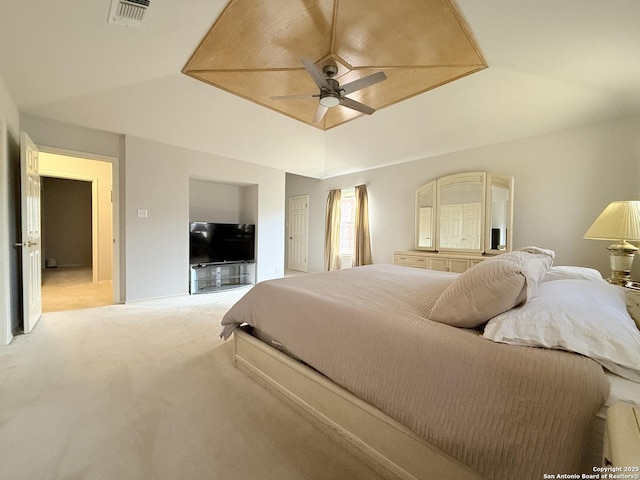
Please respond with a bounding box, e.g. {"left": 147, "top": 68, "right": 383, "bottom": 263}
{"left": 287, "top": 115, "right": 640, "bottom": 278}
{"left": 240, "top": 185, "right": 259, "bottom": 225}
{"left": 0, "top": 74, "right": 20, "bottom": 345}
{"left": 189, "top": 179, "right": 258, "bottom": 226}
{"left": 189, "top": 180, "right": 242, "bottom": 223}
{"left": 15, "top": 116, "right": 284, "bottom": 304}
{"left": 21, "top": 114, "right": 122, "bottom": 159}
{"left": 10, "top": 111, "right": 639, "bottom": 307}
{"left": 125, "top": 136, "right": 285, "bottom": 302}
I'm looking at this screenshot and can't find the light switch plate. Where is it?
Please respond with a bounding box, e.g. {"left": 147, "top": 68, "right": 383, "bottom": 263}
{"left": 137, "top": 209, "right": 148, "bottom": 218}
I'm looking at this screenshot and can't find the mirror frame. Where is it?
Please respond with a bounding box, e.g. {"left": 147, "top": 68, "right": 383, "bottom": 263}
{"left": 415, "top": 180, "right": 436, "bottom": 250}
{"left": 414, "top": 171, "right": 514, "bottom": 255}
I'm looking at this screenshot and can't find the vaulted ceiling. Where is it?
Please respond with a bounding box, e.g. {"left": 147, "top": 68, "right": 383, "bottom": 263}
{"left": 0, "top": 1, "right": 638, "bottom": 178}
{"left": 183, "top": 0, "right": 487, "bottom": 130}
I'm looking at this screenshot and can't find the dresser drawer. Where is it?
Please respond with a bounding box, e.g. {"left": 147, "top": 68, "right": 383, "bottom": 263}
{"left": 394, "top": 251, "right": 487, "bottom": 274}
{"left": 429, "top": 257, "right": 449, "bottom": 272}
{"left": 394, "top": 254, "right": 429, "bottom": 269}
{"left": 449, "top": 259, "right": 471, "bottom": 273}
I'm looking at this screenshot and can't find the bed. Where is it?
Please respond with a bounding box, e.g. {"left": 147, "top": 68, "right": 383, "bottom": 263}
{"left": 221, "top": 250, "right": 640, "bottom": 480}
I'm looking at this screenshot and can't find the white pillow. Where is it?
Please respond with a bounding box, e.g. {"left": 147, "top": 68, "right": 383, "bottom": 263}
{"left": 483, "top": 279, "right": 640, "bottom": 382}
{"left": 541, "top": 266, "right": 604, "bottom": 283}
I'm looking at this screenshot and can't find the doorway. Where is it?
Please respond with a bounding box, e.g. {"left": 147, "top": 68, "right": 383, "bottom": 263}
{"left": 38, "top": 152, "right": 115, "bottom": 311}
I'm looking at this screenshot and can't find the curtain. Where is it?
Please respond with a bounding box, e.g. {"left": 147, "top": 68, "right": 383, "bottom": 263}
{"left": 353, "top": 184, "right": 372, "bottom": 267}
{"left": 324, "top": 189, "right": 342, "bottom": 271}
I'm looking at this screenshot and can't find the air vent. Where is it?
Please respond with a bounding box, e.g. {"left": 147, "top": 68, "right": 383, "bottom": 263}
{"left": 108, "top": 0, "right": 151, "bottom": 27}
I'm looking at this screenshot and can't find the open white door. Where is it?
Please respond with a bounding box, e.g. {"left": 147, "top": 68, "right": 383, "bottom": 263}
{"left": 19, "top": 132, "right": 42, "bottom": 333}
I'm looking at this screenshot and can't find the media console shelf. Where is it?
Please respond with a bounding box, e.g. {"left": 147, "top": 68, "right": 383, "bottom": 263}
{"left": 190, "top": 262, "right": 255, "bottom": 294}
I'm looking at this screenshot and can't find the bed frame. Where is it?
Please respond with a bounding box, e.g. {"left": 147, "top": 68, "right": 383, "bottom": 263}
{"left": 233, "top": 328, "right": 483, "bottom": 480}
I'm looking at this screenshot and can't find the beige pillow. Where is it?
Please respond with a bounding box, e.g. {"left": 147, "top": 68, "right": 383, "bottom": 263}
{"left": 429, "top": 250, "right": 554, "bottom": 328}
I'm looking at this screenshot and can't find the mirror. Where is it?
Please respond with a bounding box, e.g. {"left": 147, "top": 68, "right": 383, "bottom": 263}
{"left": 415, "top": 172, "right": 514, "bottom": 254}
{"left": 437, "top": 172, "right": 485, "bottom": 252}
{"left": 415, "top": 181, "right": 435, "bottom": 249}
{"left": 485, "top": 173, "right": 514, "bottom": 254}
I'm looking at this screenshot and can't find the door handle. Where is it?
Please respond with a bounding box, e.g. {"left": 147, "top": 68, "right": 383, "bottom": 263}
{"left": 13, "top": 241, "right": 38, "bottom": 247}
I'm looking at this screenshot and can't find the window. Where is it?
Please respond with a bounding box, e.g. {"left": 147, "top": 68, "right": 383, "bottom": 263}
{"left": 339, "top": 188, "right": 355, "bottom": 256}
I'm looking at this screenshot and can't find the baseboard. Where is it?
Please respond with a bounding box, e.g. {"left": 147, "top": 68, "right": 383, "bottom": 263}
{"left": 124, "top": 292, "right": 190, "bottom": 304}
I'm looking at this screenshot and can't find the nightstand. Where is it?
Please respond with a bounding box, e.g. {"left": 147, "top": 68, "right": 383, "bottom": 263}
{"left": 604, "top": 403, "right": 640, "bottom": 468}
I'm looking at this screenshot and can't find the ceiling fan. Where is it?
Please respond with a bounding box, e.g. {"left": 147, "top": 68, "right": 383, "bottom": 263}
{"left": 271, "top": 57, "right": 387, "bottom": 124}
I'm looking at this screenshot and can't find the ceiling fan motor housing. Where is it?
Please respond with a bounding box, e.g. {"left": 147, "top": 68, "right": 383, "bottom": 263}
{"left": 320, "top": 71, "right": 342, "bottom": 108}
{"left": 322, "top": 64, "right": 338, "bottom": 78}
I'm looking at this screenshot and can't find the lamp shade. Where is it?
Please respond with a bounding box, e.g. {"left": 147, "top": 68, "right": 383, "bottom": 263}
{"left": 584, "top": 201, "right": 640, "bottom": 241}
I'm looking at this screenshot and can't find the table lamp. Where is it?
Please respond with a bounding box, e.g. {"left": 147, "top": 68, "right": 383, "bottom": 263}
{"left": 584, "top": 201, "right": 640, "bottom": 285}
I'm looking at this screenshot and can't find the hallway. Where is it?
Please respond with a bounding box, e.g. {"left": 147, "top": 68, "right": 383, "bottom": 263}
{"left": 42, "top": 266, "right": 113, "bottom": 312}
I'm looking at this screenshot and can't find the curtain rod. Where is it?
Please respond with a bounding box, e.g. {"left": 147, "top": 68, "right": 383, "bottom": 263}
{"left": 326, "top": 182, "right": 370, "bottom": 192}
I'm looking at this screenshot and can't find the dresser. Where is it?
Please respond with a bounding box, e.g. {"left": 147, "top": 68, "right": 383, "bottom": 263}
{"left": 394, "top": 250, "right": 488, "bottom": 273}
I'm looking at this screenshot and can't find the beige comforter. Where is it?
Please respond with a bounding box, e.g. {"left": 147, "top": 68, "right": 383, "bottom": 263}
{"left": 221, "top": 264, "right": 608, "bottom": 480}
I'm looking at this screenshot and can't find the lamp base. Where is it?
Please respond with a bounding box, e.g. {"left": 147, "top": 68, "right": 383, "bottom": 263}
{"left": 606, "top": 241, "right": 638, "bottom": 285}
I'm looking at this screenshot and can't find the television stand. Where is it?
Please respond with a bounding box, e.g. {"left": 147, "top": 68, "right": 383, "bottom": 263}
{"left": 190, "top": 262, "right": 255, "bottom": 294}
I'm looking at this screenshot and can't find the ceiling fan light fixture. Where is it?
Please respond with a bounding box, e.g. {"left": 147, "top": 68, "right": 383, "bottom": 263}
{"left": 319, "top": 94, "right": 340, "bottom": 108}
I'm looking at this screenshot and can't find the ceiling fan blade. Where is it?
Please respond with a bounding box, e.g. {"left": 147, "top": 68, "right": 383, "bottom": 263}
{"left": 297, "top": 0, "right": 331, "bottom": 34}
{"left": 312, "top": 104, "right": 329, "bottom": 124}
{"left": 270, "top": 94, "right": 318, "bottom": 100}
{"left": 301, "top": 57, "right": 332, "bottom": 91}
{"left": 341, "top": 71, "right": 387, "bottom": 95}
{"left": 339, "top": 97, "right": 375, "bottom": 115}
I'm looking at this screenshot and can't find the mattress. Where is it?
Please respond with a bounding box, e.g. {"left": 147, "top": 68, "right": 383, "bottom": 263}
{"left": 221, "top": 264, "right": 609, "bottom": 480}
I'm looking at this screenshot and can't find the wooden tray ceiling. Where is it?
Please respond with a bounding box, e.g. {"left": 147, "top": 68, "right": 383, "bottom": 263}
{"left": 183, "top": 0, "right": 487, "bottom": 130}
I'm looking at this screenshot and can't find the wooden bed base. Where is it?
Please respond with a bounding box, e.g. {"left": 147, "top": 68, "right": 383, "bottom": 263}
{"left": 233, "top": 328, "right": 483, "bottom": 480}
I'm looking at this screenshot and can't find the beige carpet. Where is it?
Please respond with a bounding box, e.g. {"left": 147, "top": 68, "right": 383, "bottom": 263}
{"left": 42, "top": 266, "right": 113, "bottom": 312}
{"left": 0, "top": 289, "right": 384, "bottom": 480}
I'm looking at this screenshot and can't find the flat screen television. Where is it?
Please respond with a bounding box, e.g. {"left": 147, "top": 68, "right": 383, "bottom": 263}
{"left": 190, "top": 222, "right": 255, "bottom": 264}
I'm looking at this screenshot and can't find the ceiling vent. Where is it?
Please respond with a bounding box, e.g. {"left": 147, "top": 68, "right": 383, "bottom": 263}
{"left": 108, "top": 0, "right": 151, "bottom": 27}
